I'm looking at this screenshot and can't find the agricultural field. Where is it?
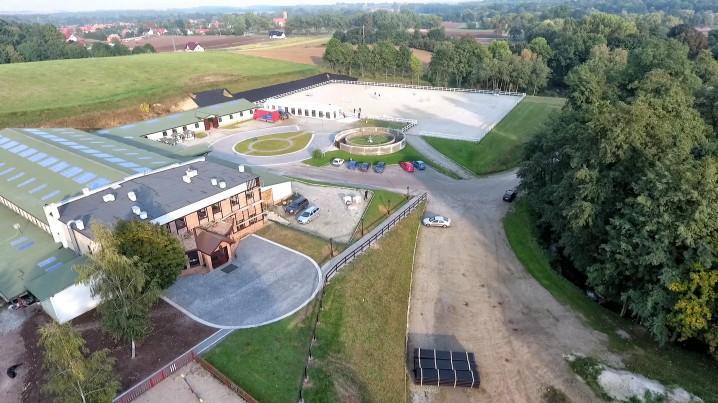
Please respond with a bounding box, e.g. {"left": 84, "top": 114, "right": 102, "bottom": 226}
{"left": 123, "top": 34, "right": 269, "bottom": 53}
{"left": 0, "top": 52, "right": 318, "bottom": 128}
{"left": 425, "top": 96, "right": 565, "bottom": 175}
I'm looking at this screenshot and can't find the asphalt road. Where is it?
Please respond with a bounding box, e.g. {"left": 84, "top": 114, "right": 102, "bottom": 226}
{"left": 276, "top": 163, "right": 615, "bottom": 402}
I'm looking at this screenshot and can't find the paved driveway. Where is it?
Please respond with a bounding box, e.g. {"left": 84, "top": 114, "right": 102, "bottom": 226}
{"left": 164, "top": 235, "right": 321, "bottom": 329}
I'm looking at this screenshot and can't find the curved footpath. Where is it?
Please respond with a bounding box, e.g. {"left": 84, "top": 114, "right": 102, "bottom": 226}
{"left": 274, "top": 163, "right": 616, "bottom": 403}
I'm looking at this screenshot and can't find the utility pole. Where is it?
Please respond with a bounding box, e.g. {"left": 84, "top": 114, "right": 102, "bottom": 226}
{"left": 362, "top": 24, "right": 365, "bottom": 44}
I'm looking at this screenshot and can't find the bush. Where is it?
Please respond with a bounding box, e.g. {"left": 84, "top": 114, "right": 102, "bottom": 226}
{"left": 312, "top": 148, "right": 324, "bottom": 160}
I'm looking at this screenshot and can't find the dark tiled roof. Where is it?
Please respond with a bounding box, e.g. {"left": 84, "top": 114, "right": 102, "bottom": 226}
{"left": 232, "top": 73, "right": 357, "bottom": 103}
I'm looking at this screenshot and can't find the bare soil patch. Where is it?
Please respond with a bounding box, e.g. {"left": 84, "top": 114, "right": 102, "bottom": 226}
{"left": 124, "top": 34, "right": 270, "bottom": 52}
{"left": 20, "top": 300, "right": 215, "bottom": 403}
{"left": 0, "top": 307, "right": 30, "bottom": 403}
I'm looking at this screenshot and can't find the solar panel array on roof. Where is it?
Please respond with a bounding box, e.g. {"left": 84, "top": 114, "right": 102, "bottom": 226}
{"left": 412, "top": 348, "right": 480, "bottom": 389}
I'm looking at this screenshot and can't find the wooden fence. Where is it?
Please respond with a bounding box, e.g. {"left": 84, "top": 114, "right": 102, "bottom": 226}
{"left": 195, "top": 356, "right": 259, "bottom": 403}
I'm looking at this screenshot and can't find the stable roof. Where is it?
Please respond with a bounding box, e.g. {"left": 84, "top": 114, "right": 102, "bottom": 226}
{"left": 0, "top": 204, "right": 83, "bottom": 301}
{"left": 57, "top": 159, "right": 259, "bottom": 239}
{"left": 100, "top": 98, "right": 256, "bottom": 139}
{"left": 0, "top": 128, "right": 176, "bottom": 221}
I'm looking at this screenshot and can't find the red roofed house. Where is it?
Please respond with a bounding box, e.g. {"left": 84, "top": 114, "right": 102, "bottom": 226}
{"left": 273, "top": 10, "right": 288, "bottom": 27}
{"left": 185, "top": 42, "right": 205, "bottom": 52}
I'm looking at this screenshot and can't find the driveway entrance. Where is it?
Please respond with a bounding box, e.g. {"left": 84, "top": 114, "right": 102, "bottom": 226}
{"left": 164, "top": 235, "right": 321, "bottom": 329}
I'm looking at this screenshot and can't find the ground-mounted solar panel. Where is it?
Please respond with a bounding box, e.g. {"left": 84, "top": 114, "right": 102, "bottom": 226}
{"left": 412, "top": 348, "right": 480, "bottom": 389}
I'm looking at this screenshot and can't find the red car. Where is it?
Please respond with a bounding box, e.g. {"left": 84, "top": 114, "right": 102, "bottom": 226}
{"left": 399, "top": 161, "right": 415, "bottom": 172}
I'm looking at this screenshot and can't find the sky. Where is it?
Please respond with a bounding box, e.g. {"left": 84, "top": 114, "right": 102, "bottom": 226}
{"left": 1, "top": 0, "right": 416, "bottom": 13}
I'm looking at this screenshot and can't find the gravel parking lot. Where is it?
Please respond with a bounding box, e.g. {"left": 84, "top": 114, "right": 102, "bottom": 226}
{"left": 283, "top": 182, "right": 370, "bottom": 243}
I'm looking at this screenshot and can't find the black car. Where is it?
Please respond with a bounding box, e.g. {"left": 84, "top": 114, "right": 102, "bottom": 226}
{"left": 502, "top": 189, "right": 517, "bottom": 202}
{"left": 285, "top": 195, "right": 309, "bottom": 215}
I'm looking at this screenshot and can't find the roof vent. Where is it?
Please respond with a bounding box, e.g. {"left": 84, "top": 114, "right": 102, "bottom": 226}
{"left": 238, "top": 165, "right": 245, "bottom": 173}
{"left": 219, "top": 180, "right": 226, "bottom": 189}
{"left": 82, "top": 187, "right": 91, "bottom": 195}
{"left": 127, "top": 191, "right": 137, "bottom": 201}
{"left": 211, "top": 177, "right": 218, "bottom": 186}
{"left": 102, "top": 194, "right": 115, "bottom": 203}
{"left": 131, "top": 206, "right": 141, "bottom": 215}
{"left": 186, "top": 168, "right": 198, "bottom": 178}
{"left": 139, "top": 211, "right": 148, "bottom": 220}
{"left": 182, "top": 175, "right": 192, "bottom": 184}
{"left": 74, "top": 220, "right": 85, "bottom": 231}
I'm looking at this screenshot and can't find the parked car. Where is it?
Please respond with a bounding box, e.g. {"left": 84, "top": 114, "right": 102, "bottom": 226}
{"left": 423, "top": 215, "right": 451, "bottom": 228}
{"left": 399, "top": 161, "right": 415, "bottom": 172}
{"left": 359, "top": 162, "right": 370, "bottom": 172}
{"left": 503, "top": 189, "right": 517, "bottom": 202}
{"left": 285, "top": 195, "right": 309, "bottom": 215}
{"left": 373, "top": 161, "right": 386, "bottom": 173}
{"left": 331, "top": 158, "right": 345, "bottom": 167}
{"left": 413, "top": 160, "right": 427, "bottom": 170}
{"left": 347, "top": 160, "right": 359, "bottom": 170}
{"left": 297, "top": 206, "right": 320, "bottom": 224}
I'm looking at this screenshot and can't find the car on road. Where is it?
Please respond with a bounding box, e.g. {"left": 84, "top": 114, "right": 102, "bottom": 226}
{"left": 413, "top": 160, "right": 427, "bottom": 170}
{"left": 373, "top": 161, "right": 386, "bottom": 173}
{"left": 331, "top": 158, "right": 345, "bottom": 167}
{"left": 297, "top": 206, "right": 320, "bottom": 224}
{"left": 285, "top": 195, "right": 309, "bottom": 215}
{"left": 359, "top": 162, "right": 370, "bottom": 172}
{"left": 422, "top": 215, "right": 451, "bottom": 228}
{"left": 503, "top": 189, "right": 517, "bottom": 202}
{"left": 399, "top": 161, "right": 415, "bottom": 172}
{"left": 347, "top": 160, "right": 358, "bottom": 170}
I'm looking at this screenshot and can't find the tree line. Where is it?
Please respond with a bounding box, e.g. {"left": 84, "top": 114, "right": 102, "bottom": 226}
{"left": 520, "top": 20, "right": 718, "bottom": 355}
{"left": 0, "top": 19, "right": 155, "bottom": 64}
{"left": 323, "top": 38, "right": 423, "bottom": 83}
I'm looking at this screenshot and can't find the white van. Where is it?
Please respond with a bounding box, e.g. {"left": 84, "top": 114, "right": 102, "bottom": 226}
{"left": 297, "top": 206, "right": 320, "bottom": 224}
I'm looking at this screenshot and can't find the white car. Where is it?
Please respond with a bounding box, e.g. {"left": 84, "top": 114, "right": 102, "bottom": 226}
{"left": 423, "top": 215, "right": 451, "bottom": 228}
{"left": 331, "top": 158, "right": 345, "bottom": 167}
{"left": 297, "top": 206, "right": 320, "bottom": 224}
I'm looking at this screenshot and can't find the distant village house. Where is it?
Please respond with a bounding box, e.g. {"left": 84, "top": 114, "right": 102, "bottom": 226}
{"left": 185, "top": 42, "right": 205, "bottom": 52}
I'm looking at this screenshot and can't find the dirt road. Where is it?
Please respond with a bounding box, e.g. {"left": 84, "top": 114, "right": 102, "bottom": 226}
{"left": 277, "top": 164, "right": 616, "bottom": 402}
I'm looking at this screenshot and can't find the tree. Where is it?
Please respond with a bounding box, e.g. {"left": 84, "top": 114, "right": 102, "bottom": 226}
{"left": 76, "top": 225, "right": 160, "bottom": 359}
{"left": 39, "top": 322, "right": 119, "bottom": 403}
{"left": 668, "top": 24, "right": 708, "bottom": 59}
{"left": 323, "top": 38, "right": 345, "bottom": 71}
{"left": 113, "top": 220, "right": 185, "bottom": 290}
{"left": 409, "top": 54, "right": 423, "bottom": 84}
{"left": 355, "top": 44, "right": 373, "bottom": 77}
{"left": 528, "top": 36, "right": 553, "bottom": 61}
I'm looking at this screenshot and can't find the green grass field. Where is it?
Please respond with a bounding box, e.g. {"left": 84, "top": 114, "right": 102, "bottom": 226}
{"left": 234, "top": 132, "right": 313, "bottom": 156}
{"left": 504, "top": 200, "right": 718, "bottom": 402}
{"left": 425, "top": 96, "right": 565, "bottom": 175}
{"left": 0, "top": 52, "right": 318, "bottom": 127}
{"left": 354, "top": 119, "right": 407, "bottom": 130}
{"left": 304, "top": 208, "right": 423, "bottom": 401}
{"left": 256, "top": 222, "right": 341, "bottom": 265}
{"left": 346, "top": 134, "right": 394, "bottom": 146}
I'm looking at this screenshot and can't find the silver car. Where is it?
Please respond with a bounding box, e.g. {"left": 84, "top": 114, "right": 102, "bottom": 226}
{"left": 422, "top": 215, "right": 451, "bottom": 228}
{"left": 297, "top": 206, "right": 320, "bottom": 224}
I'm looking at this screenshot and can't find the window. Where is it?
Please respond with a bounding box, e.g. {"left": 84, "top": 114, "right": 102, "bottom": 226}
{"left": 162, "top": 131, "right": 167, "bottom": 136}
{"left": 174, "top": 217, "right": 186, "bottom": 230}
{"left": 240, "top": 111, "right": 244, "bottom": 117}
{"left": 319, "top": 111, "right": 324, "bottom": 118}
{"left": 197, "top": 208, "right": 208, "bottom": 221}
{"left": 187, "top": 251, "right": 201, "bottom": 267}
{"left": 311, "top": 110, "right": 316, "bottom": 117}
{"left": 172, "top": 128, "right": 178, "bottom": 134}
{"left": 230, "top": 194, "right": 240, "bottom": 210}
{"left": 212, "top": 203, "right": 221, "bottom": 215}
{"left": 182, "top": 126, "right": 187, "bottom": 131}
{"left": 195, "top": 123, "right": 200, "bottom": 128}
{"left": 229, "top": 114, "right": 233, "bottom": 119}
{"left": 218, "top": 117, "right": 223, "bottom": 123}
{"left": 246, "top": 190, "right": 255, "bottom": 202}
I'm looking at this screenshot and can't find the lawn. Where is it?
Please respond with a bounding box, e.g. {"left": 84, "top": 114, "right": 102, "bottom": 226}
{"left": 205, "top": 207, "right": 423, "bottom": 403}
{"left": 204, "top": 302, "right": 318, "bottom": 403}
{"left": 360, "top": 189, "right": 408, "bottom": 232}
{"left": 354, "top": 118, "right": 408, "bottom": 130}
{"left": 425, "top": 96, "right": 565, "bottom": 175}
{"left": 304, "top": 208, "right": 423, "bottom": 401}
{"left": 302, "top": 143, "right": 460, "bottom": 178}
{"left": 234, "top": 132, "right": 313, "bottom": 156}
{"left": 256, "top": 222, "right": 341, "bottom": 265}
{"left": 0, "top": 51, "right": 318, "bottom": 127}
{"left": 504, "top": 199, "right": 718, "bottom": 402}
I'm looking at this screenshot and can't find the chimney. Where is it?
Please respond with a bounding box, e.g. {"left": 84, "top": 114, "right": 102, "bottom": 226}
{"left": 131, "top": 205, "right": 141, "bottom": 215}
{"left": 219, "top": 180, "right": 226, "bottom": 189}
{"left": 127, "top": 191, "right": 136, "bottom": 201}
{"left": 211, "top": 177, "right": 218, "bottom": 186}
{"left": 74, "top": 220, "right": 85, "bottom": 230}
{"left": 102, "top": 193, "right": 115, "bottom": 202}
{"left": 238, "top": 165, "right": 245, "bottom": 173}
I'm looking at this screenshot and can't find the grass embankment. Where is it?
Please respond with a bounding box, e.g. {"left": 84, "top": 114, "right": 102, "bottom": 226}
{"left": 234, "top": 132, "right": 312, "bottom": 156}
{"left": 206, "top": 208, "right": 423, "bottom": 403}
{"left": 304, "top": 208, "right": 423, "bottom": 401}
{"left": 0, "top": 51, "right": 318, "bottom": 127}
{"left": 256, "top": 222, "right": 340, "bottom": 265}
{"left": 360, "top": 189, "right": 408, "bottom": 232}
{"left": 425, "top": 96, "right": 565, "bottom": 175}
{"left": 503, "top": 200, "right": 718, "bottom": 402}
